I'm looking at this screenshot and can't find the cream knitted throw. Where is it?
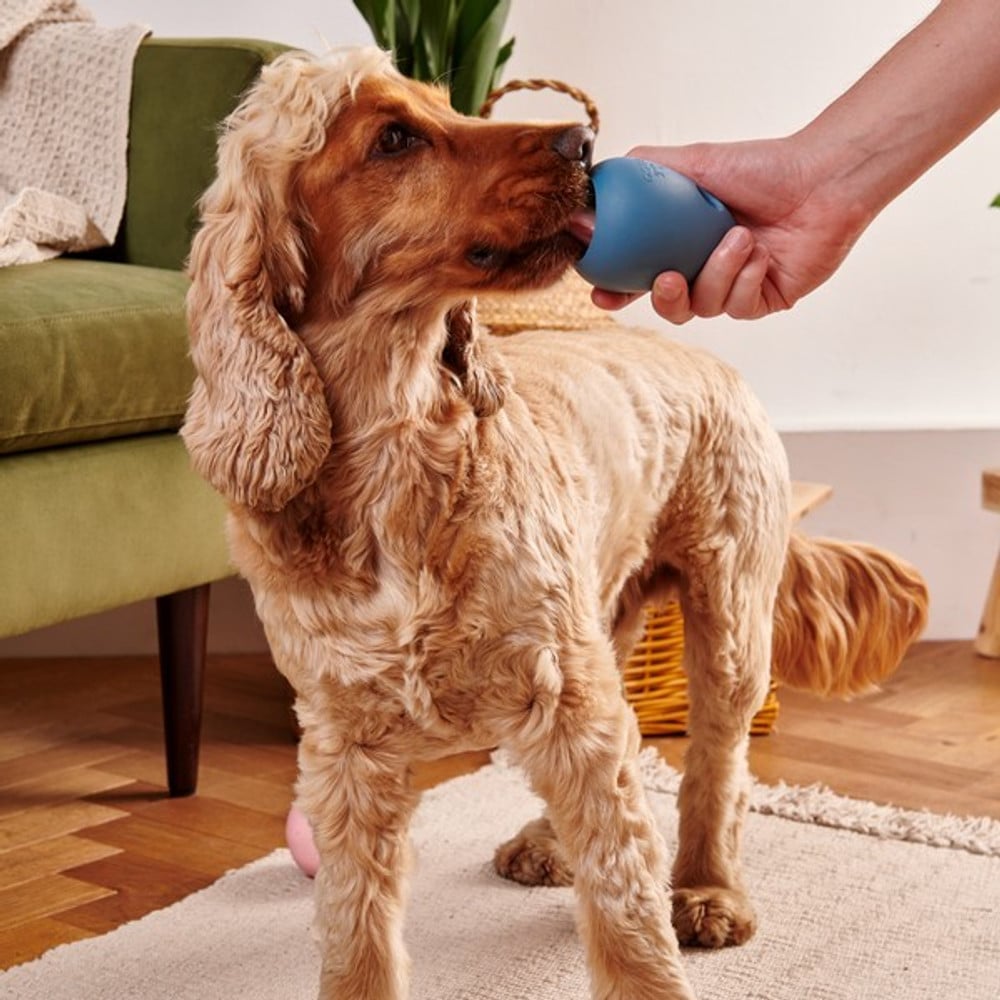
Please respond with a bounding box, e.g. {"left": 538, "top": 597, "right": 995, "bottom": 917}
{"left": 0, "top": 1, "right": 147, "bottom": 266}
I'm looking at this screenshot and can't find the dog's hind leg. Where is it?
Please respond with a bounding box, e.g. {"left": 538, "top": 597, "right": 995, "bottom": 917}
{"left": 669, "top": 517, "right": 785, "bottom": 950}
{"left": 295, "top": 709, "right": 419, "bottom": 1000}
{"left": 511, "top": 637, "right": 695, "bottom": 1000}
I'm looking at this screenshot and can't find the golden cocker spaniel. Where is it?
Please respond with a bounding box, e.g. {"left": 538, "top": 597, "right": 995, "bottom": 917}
{"left": 182, "top": 47, "right": 928, "bottom": 1000}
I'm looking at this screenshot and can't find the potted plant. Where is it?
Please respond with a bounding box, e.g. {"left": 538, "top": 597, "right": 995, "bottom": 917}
{"left": 353, "top": 0, "right": 515, "bottom": 116}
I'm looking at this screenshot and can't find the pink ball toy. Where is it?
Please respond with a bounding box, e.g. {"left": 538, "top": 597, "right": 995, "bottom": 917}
{"left": 285, "top": 803, "right": 320, "bottom": 878}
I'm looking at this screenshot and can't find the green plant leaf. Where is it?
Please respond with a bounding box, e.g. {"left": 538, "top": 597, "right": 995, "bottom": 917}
{"left": 455, "top": 0, "right": 500, "bottom": 51}
{"left": 490, "top": 36, "right": 515, "bottom": 92}
{"left": 451, "top": 0, "right": 513, "bottom": 114}
{"left": 357, "top": 0, "right": 513, "bottom": 114}
{"left": 991, "top": 193, "right": 1000, "bottom": 208}
{"left": 353, "top": 0, "right": 397, "bottom": 51}
{"left": 391, "top": 2, "right": 417, "bottom": 76}
{"left": 418, "top": 0, "right": 459, "bottom": 82}
{"left": 453, "top": 0, "right": 507, "bottom": 56}
{"left": 398, "top": 0, "right": 421, "bottom": 42}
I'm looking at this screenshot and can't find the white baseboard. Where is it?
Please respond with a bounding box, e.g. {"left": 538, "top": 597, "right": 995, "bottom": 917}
{"left": 2, "top": 429, "right": 996, "bottom": 657}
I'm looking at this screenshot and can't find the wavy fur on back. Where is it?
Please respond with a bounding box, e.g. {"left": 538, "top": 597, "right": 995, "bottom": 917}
{"left": 182, "top": 47, "right": 929, "bottom": 1000}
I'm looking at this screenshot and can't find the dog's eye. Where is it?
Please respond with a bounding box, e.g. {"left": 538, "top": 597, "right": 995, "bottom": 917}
{"left": 467, "top": 246, "right": 501, "bottom": 269}
{"left": 374, "top": 123, "right": 423, "bottom": 157}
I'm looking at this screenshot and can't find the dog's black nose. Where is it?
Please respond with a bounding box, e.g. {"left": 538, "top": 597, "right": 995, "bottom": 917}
{"left": 552, "top": 125, "right": 594, "bottom": 167}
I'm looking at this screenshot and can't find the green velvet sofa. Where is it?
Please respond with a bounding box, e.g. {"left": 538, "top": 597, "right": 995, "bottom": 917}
{"left": 0, "top": 38, "right": 286, "bottom": 796}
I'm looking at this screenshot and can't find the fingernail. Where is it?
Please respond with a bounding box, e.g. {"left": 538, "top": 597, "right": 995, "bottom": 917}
{"left": 724, "top": 227, "right": 752, "bottom": 253}
{"left": 653, "top": 275, "right": 684, "bottom": 301}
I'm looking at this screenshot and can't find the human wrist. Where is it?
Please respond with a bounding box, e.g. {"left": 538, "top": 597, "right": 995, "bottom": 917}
{"left": 785, "top": 122, "right": 881, "bottom": 251}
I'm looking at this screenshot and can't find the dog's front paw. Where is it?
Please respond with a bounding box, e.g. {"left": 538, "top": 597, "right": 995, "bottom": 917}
{"left": 672, "top": 886, "right": 757, "bottom": 948}
{"left": 493, "top": 817, "right": 574, "bottom": 887}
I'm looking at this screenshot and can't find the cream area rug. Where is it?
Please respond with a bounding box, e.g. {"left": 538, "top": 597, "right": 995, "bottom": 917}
{"left": 3, "top": 751, "right": 999, "bottom": 1000}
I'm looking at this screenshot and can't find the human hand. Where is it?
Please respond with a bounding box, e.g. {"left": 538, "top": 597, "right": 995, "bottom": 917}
{"left": 585, "top": 138, "right": 870, "bottom": 324}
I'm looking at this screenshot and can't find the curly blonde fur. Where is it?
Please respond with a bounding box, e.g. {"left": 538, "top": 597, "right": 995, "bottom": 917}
{"left": 183, "top": 47, "right": 929, "bottom": 1000}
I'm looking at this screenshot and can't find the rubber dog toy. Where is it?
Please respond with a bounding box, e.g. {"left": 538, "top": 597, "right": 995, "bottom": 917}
{"left": 575, "top": 157, "right": 736, "bottom": 293}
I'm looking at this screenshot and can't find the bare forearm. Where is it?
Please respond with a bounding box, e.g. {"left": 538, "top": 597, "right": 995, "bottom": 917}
{"left": 796, "top": 0, "right": 1000, "bottom": 228}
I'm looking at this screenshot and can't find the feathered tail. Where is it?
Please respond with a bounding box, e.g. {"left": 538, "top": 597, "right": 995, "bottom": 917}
{"left": 771, "top": 534, "right": 929, "bottom": 697}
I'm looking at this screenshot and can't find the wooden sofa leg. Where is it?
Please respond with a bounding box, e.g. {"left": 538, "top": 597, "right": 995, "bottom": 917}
{"left": 156, "top": 584, "right": 210, "bottom": 796}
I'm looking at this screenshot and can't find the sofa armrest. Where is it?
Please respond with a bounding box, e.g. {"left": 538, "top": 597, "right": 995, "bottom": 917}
{"left": 110, "top": 37, "right": 289, "bottom": 271}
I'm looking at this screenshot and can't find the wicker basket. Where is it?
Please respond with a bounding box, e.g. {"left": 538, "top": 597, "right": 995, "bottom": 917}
{"left": 625, "top": 603, "right": 780, "bottom": 736}
{"left": 477, "top": 270, "right": 616, "bottom": 334}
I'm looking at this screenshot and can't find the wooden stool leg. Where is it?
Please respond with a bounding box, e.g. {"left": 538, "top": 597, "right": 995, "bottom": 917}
{"left": 156, "top": 584, "right": 211, "bottom": 796}
{"left": 975, "top": 550, "right": 1000, "bottom": 658}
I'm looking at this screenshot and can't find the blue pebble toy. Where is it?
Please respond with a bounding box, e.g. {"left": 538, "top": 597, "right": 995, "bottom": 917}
{"left": 575, "top": 157, "right": 736, "bottom": 293}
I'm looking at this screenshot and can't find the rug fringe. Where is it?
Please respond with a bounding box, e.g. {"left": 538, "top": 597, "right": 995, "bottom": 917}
{"left": 490, "top": 746, "right": 1000, "bottom": 857}
{"left": 634, "top": 746, "right": 1000, "bottom": 858}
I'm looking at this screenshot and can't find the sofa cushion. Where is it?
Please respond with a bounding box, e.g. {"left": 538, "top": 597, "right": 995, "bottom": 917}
{"left": 0, "top": 257, "right": 192, "bottom": 454}
{"left": 113, "top": 38, "right": 289, "bottom": 271}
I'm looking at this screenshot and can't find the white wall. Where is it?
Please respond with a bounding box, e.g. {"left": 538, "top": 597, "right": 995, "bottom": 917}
{"left": 83, "top": 0, "right": 373, "bottom": 53}
{"left": 19, "top": 1, "right": 992, "bottom": 648}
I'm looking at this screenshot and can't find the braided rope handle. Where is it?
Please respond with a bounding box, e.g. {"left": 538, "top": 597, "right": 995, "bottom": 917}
{"left": 479, "top": 77, "right": 601, "bottom": 134}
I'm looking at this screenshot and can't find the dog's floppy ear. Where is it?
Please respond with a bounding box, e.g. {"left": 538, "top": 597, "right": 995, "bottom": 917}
{"left": 182, "top": 56, "right": 333, "bottom": 513}
{"left": 444, "top": 301, "right": 510, "bottom": 417}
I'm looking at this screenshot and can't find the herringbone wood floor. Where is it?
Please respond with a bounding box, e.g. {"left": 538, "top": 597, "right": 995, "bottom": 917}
{"left": 1, "top": 641, "right": 997, "bottom": 971}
